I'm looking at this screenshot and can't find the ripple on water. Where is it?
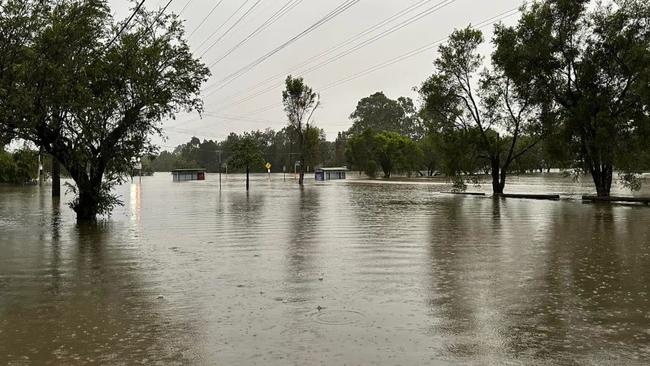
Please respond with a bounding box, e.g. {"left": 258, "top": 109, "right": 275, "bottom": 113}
{"left": 2, "top": 174, "right": 650, "bottom": 365}
{"left": 312, "top": 309, "right": 367, "bottom": 326}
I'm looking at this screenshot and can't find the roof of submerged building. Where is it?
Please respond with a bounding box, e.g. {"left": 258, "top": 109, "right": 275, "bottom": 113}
{"left": 171, "top": 168, "right": 206, "bottom": 173}
{"left": 316, "top": 167, "right": 348, "bottom": 171}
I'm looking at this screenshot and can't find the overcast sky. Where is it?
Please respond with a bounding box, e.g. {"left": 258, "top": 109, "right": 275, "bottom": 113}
{"left": 108, "top": 0, "right": 524, "bottom": 149}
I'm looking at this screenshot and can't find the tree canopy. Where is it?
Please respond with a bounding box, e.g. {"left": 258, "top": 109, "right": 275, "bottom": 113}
{"left": 282, "top": 75, "right": 320, "bottom": 185}
{"left": 348, "top": 92, "right": 421, "bottom": 139}
{"left": 347, "top": 129, "right": 422, "bottom": 178}
{"left": 0, "top": 0, "right": 209, "bottom": 219}
{"left": 419, "top": 26, "right": 550, "bottom": 194}
{"left": 230, "top": 134, "right": 264, "bottom": 190}
{"left": 493, "top": 0, "right": 650, "bottom": 196}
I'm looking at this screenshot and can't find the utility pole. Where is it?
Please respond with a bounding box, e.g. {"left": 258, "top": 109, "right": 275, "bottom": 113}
{"left": 287, "top": 152, "right": 299, "bottom": 181}
{"left": 215, "top": 150, "right": 222, "bottom": 191}
{"left": 37, "top": 148, "right": 44, "bottom": 185}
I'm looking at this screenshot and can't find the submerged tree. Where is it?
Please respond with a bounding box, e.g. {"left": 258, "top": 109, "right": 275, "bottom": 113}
{"left": 493, "top": 0, "right": 650, "bottom": 196}
{"left": 347, "top": 129, "right": 422, "bottom": 178}
{"left": 282, "top": 75, "right": 319, "bottom": 185}
{"left": 419, "top": 26, "right": 549, "bottom": 195}
{"left": 0, "top": 146, "right": 39, "bottom": 184}
{"left": 0, "top": 0, "right": 209, "bottom": 220}
{"left": 229, "top": 134, "right": 263, "bottom": 191}
{"left": 348, "top": 92, "right": 422, "bottom": 139}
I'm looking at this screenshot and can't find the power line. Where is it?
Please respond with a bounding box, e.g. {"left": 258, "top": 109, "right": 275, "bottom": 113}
{"left": 158, "top": 0, "right": 174, "bottom": 17}
{"left": 203, "top": 0, "right": 304, "bottom": 63}
{"left": 319, "top": 7, "right": 521, "bottom": 92}
{"left": 209, "top": 0, "right": 359, "bottom": 81}
{"left": 210, "top": 0, "right": 456, "bottom": 110}
{"left": 178, "top": 0, "right": 194, "bottom": 15}
{"left": 164, "top": 110, "right": 283, "bottom": 130}
{"left": 198, "top": 0, "right": 264, "bottom": 58}
{"left": 145, "top": 0, "right": 174, "bottom": 33}
{"left": 166, "top": 5, "right": 521, "bottom": 135}
{"left": 240, "top": 6, "right": 522, "bottom": 118}
{"left": 193, "top": 0, "right": 252, "bottom": 52}
{"left": 295, "top": 0, "right": 456, "bottom": 78}
{"left": 207, "top": 0, "right": 438, "bottom": 104}
{"left": 203, "top": 0, "right": 360, "bottom": 91}
{"left": 187, "top": 0, "right": 225, "bottom": 39}
{"left": 104, "top": 0, "right": 146, "bottom": 51}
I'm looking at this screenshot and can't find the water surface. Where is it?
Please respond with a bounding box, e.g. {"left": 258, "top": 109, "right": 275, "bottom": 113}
{"left": 1, "top": 173, "right": 649, "bottom": 365}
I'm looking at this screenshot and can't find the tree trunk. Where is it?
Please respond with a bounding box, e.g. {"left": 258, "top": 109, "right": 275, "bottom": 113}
{"left": 298, "top": 154, "right": 305, "bottom": 185}
{"left": 491, "top": 158, "right": 505, "bottom": 195}
{"left": 51, "top": 158, "right": 61, "bottom": 197}
{"left": 246, "top": 165, "right": 250, "bottom": 191}
{"left": 381, "top": 159, "right": 391, "bottom": 178}
{"left": 74, "top": 186, "right": 100, "bottom": 221}
{"left": 66, "top": 163, "right": 104, "bottom": 222}
{"left": 591, "top": 163, "right": 613, "bottom": 197}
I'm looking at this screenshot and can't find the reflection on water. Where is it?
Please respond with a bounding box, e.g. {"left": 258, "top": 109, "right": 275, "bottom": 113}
{"left": 1, "top": 174, "right": 649, "bottom": 365}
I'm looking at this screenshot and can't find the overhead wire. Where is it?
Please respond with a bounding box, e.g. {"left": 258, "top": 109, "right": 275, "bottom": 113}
{"left": 240, "top": 6, "right": 522, "bottom": 117}
{"left": 209, "top": 0, "right": 456, "bottom": 109}
{"left": 187, "top": 0, "right": 225, "bottom": 39}
{"left": 178, "top": 0, "right": 194, "bottom": 15}
{"left": 204, "top": 0, "right": 440, "bottom": 103}
{"left": 144, "top": 0, "right": 174, "bottom": 34}
{"left": 164, "top": 5, "right": 522, "bottom": 135}
{"left": 319, "top": 7, "right": 521, "bottom": 91}
{"left": 203, "top": 0, "right": 361, "bottom": 90}
{"left": 197, "top": 0, "right": 264, "bottom": 58}
{"left": 193, "top": 0, "right": 252, "bottom": 52}
{"left": 203, "top": 0, "right": 304, "bottom": 63}
{"left": 104, "top": 0, "right": 146, "bottom": 51}
{"left": 164, "top": 110, "right": 283, "bottom": 130}
{"left": 157, "top": 0, "right": 174, "bottom": 17}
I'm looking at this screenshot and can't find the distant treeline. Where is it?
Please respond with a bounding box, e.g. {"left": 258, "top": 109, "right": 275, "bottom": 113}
{"left": 2, "top": 0, "right": 648, "bottom": 220}
{"left": 149, "top": 91, "right": 580, "bottom": 178}
{"left": 0, "top": 146, "right": 59, "bottom": 184}
{"left": 147, "top": 128, "right": 347, "bottom": 173}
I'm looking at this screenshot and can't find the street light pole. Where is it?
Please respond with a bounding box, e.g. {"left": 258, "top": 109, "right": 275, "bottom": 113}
{"left": 216, "top": 150, "right": 222, "bottom": 191}
{"left": 287, "top": 152, "right": 299, "bottom": 181}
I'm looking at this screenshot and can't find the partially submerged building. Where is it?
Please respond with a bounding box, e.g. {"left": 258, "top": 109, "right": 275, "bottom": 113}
{"left": 315, "top": 167, "right": 347, "bottom": 181}
{"left": 171, "top": 169, "right": 206, "bottom": 182}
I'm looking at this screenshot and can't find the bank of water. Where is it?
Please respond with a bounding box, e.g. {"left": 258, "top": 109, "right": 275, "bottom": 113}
{"left": 1, "top": 173, "right": 649, "bottom": 365}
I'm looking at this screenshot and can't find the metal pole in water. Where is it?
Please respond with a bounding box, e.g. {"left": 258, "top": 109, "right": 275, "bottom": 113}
{"left": 214, "top": 149, "right": 224, "bottom": 190}
{"left": 37, "top": 148, "right": 43, "bottom": 185}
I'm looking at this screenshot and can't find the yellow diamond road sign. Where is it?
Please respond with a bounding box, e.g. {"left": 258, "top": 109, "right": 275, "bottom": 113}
{"left": 265, "top": 162, "right": 271, "bottom": 170}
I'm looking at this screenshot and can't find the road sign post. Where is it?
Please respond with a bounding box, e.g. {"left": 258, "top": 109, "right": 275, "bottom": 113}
{"left": 216, "top": 150, "right": 223, "bottom": 191}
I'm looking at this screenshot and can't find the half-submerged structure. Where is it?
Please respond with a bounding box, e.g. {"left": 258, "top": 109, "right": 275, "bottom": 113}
{"left": 171, "top": 169, "right": 206, "bottom": 182}
{"left": 315, "top": 167, "right": 347, "bottom": 181}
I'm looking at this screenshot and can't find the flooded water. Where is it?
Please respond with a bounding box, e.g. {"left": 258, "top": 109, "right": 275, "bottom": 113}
{"left": 1, "top": 173, "right": 649, "bottom": 365}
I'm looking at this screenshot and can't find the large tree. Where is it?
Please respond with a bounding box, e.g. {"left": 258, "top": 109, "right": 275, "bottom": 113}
{"left": 419, "top": 26, "right": 549, "bottom": 195}
{"left": 282, "top": 75, "right": 319, "bottom": 185}
{"left": 0, "top": 0, "right": 209, "bottom": 220}
{"left": 229, "top": 134, "right": 263, "bottom": 191}
{"left": 493, "top": 0, "right": 650, "bottom": 196}
{"left": 348, "top": 92, "right": 421, "bottom": 138}
{"left": 347, "top": 129, "right": 422, "bottom": 178}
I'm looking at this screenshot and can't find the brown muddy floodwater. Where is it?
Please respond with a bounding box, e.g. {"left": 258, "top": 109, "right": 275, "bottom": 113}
{"left": 1, "top": 173, "right": 649, "bottom": 365}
